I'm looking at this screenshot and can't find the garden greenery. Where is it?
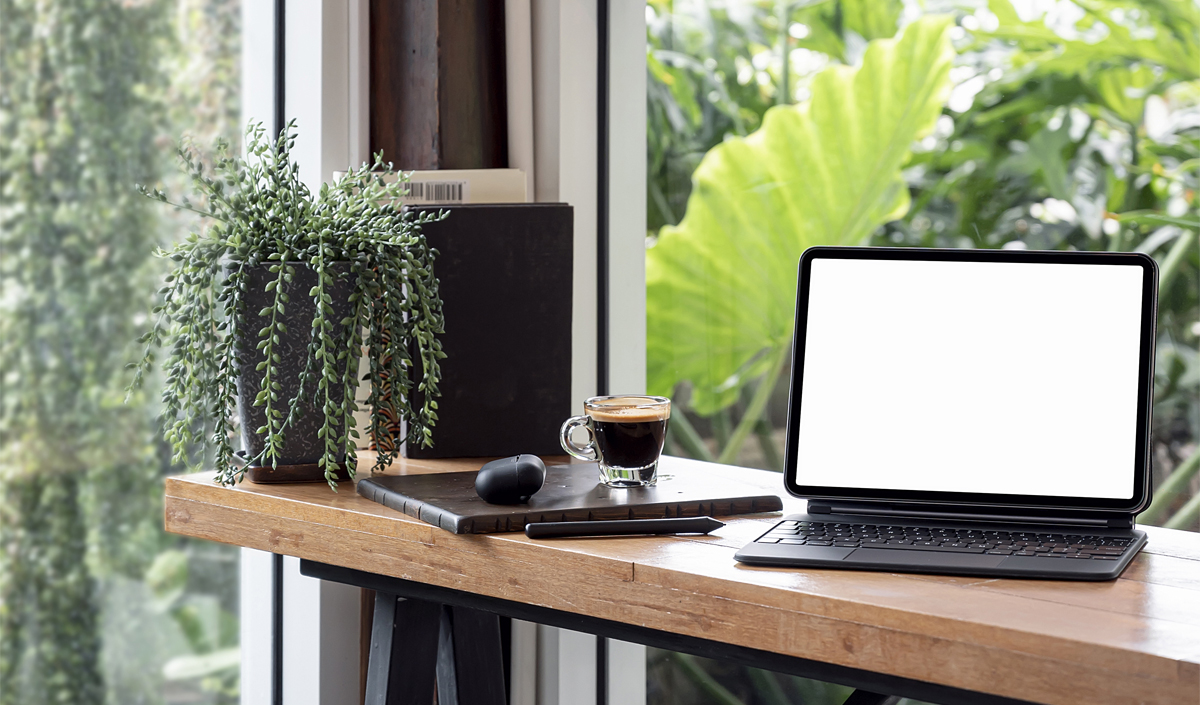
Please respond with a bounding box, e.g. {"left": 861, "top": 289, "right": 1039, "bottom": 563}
{"left": 646, "top": 0, "right": 1199, "bottom": 532}
{"left": 1, "top": 0, "right": 170, "bottom": 698}
{"left": 131, "top": 122, "right": 446, "bottom": 489}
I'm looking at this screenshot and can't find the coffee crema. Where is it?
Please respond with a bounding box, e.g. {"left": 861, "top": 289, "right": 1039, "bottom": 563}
{"left": 587, "top": 405, "right": 671, "bottom": 423}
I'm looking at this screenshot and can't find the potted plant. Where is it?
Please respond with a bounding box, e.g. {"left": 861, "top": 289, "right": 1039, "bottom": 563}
{"left": 129, "top": 121, "right": 445, "bottom": 489}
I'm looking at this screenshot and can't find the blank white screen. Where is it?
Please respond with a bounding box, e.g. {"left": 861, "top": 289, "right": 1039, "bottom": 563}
{"left": 795, "top": 258, "right": 1144, "bottom": 499}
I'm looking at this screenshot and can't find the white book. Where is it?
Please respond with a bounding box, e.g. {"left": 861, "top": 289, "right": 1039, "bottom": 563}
{"left": 332, "top": 168, "right": 527, "bottom": 205}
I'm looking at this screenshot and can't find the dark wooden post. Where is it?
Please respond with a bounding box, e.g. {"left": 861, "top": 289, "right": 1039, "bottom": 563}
{"left": 370, "top": 0, "right": 509, "bottom": 170}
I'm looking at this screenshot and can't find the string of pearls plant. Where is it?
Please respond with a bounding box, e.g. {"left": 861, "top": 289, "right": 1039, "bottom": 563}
{"left": 130, "top": 121, "right": 445, "bottom": 489}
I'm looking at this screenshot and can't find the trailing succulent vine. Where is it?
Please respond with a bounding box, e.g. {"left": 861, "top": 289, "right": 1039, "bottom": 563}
{"left": 131, "top": 121, "right": 446, "bottom": 489}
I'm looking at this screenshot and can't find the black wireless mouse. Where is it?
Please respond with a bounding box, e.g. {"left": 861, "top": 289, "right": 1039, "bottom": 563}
{"left": 475, "top": 454, "right": 546, "bottom": 504}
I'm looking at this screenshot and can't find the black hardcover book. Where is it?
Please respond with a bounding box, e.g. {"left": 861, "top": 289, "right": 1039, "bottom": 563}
{"left": 357, "top": 461, "right": 783, "bottom": 534}
{"left": 405, "top": 203, "right": 573, "bottom": 458}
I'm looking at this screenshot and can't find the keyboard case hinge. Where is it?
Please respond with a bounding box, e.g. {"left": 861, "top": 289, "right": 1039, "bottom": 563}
{"left": 807, "top": 501, "right": 1135, "bottom": 529}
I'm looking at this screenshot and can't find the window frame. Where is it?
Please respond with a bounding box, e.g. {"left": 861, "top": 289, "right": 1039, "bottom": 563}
{"left": 240, "top": 0, "right": 650, "bottom": 702}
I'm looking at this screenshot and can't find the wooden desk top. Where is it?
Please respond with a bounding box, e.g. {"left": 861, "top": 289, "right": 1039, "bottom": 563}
{"left": 164, "top": 454, "right": 1200, "bottom": 705}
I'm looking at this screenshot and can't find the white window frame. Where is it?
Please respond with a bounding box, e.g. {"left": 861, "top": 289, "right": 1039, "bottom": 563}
{"left": 240, "top": 0, "right": 648, "bottom": 701}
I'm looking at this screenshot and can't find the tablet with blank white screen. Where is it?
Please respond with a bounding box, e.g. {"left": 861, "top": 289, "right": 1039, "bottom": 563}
{"left": 784, "top": 248, "right": 1156, "bottom": 513}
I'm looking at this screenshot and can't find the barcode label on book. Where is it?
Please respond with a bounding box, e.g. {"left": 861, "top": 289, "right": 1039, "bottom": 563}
{"left": 403, "top": 180, "right": 468, "bottom": 204}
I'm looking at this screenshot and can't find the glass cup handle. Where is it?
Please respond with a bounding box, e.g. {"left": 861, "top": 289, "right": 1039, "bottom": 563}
{"left": 559, "top": 416, "right": 598, "bottom": 461}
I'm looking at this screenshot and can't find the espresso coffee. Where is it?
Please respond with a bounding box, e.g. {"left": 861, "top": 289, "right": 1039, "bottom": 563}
{"left": 561, "top": 395, "right": 673, "bottom": 487}
{"left": 589, "top": 406, "right": 670, "bottom": 470}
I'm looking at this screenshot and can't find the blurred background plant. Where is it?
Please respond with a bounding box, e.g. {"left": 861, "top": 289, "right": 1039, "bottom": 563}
{"left": 646, "top": 0, "right": 1198, "bottom": 524}
{"left": 646, "top": 0, "right": 1197, "bottom": 701}
{"left": 0, "top": 0, "right": 242, "bottom": 702}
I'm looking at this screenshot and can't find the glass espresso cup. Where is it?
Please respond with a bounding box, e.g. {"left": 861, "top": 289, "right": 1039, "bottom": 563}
{"left": 560, "top": 396, "right": 671, "bottom": 487}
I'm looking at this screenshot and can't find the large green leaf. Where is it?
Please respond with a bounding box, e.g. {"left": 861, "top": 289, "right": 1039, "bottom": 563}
{"left": 646, "top": 16, "right": 955, "bottom": 415}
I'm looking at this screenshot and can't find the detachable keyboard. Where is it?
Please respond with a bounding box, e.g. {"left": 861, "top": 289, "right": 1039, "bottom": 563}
{"left": 733, "top": 513, "right": 1146, "bottom": 581}
{"left": 758, "top": 520, "right": 1132, "bottom": 559}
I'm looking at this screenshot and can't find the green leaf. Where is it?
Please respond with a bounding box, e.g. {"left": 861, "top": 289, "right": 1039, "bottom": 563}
{"left": 1117, "top": 210, "right": 1200, "bottom": 230}
{"left": 841, "top": 0, "right": 902, "bottom": 41}
{"left": 985, "top": 0, "right": 1200, "bottom": 81}
{"left": 1093, "top": 63, "right": 1158, "bottom": 126}
{"left": 646, "top": 16, "right": 955, "bottom": 414}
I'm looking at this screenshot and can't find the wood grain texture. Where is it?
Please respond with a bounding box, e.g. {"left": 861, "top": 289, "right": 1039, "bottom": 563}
{"left": 370, "top": 0, "right": 439, "bottom": 169}
{"left": 357, "top": 462, "right": 783, "bottom": 533}
{"left": 369, "top": 0, "right": 508, "bottom": 170}
{"left": 436, "top": 0, "right": 508, "bottom": 169}
{"left": 164, "top": 454, "right": 1200, "bottom": 705}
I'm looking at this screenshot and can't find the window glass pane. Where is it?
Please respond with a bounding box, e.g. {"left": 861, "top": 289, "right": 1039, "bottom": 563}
{"left": 1, "top": 0, "right": 242, "bottom": 702}
{"left": 645, "top": 0, "right": 1197, "bottom": 699}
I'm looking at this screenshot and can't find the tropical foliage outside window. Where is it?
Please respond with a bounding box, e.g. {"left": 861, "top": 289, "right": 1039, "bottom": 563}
{"left": 0, "top": 0, "right": 242, "bottom": 702}
{"left": 645, "top": 0, "right": 1197, "bottom": 701}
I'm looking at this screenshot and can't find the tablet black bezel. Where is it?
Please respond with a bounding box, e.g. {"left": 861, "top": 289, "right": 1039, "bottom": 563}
{"left": 782, "top": 246, "right": 1158, "bottom": 515}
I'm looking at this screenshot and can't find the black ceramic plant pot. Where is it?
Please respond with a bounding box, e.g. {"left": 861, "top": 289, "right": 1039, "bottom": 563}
{"left": 234, "top": 261, "right": 355, "bottom": 482}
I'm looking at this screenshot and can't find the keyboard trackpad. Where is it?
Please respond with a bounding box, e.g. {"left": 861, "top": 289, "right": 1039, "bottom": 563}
{"left": 846, "top": 548, "right": 1007, "bottom": 569}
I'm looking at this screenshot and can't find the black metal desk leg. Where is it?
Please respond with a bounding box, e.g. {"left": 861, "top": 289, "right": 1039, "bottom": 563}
{"left": 844, "top": 691, "right": 902, "bottom": 705}
{"left": 363, "top": 592, "right": 440, "bottom": 705}
{"left": 433, "top": 605, "right": 507, "bottom": 705}
{"left": 436, "top": 606, "right": 459, "bottom": 705}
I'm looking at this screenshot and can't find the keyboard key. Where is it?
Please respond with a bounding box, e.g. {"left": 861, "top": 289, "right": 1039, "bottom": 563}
{"left": 779, "top": 539, "right": 807, "bottom": 545}
{"left": 833, "top": 541, "right": 860, "bottom": 547}
{"left": 987, "top": 550, "right": 1013, "bottom": 555}
{"left": 1038, "top": 553, "right": 1065, "bottom": 558}
{"left": 758, "top": 538, "right": 780, "bottom": 544}
{"left": 807, "top": 540, "right": 833, "bottom": 546}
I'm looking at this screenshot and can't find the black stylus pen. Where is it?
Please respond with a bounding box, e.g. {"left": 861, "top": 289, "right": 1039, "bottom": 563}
{"left": 524, "top": 516, "right": 725, "bottom": 539}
